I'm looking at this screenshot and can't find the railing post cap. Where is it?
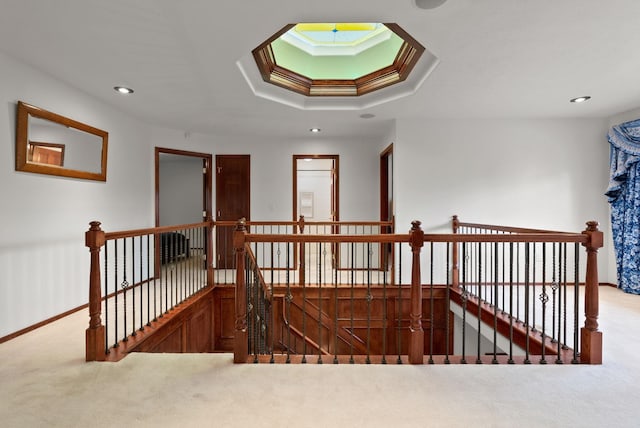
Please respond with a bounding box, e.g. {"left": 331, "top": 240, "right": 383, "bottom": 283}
{"left": 586, "top": 221, "right": 599, "bottom": 231}
{"left": 411, "top": 220, "right": 422, "bottom": 230}
{"left": 236, "top": 217, "right": 247, "bottom": 231}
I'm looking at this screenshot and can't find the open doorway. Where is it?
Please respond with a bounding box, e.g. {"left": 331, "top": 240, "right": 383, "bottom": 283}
{"left": 293, "top": 155, "right": 339, "bottom": 224}
{"left": 155, "top": 147, "right": 212, "bottom": 227}
{"left": 155, "top": 147, "right": 213, "bottom": 271}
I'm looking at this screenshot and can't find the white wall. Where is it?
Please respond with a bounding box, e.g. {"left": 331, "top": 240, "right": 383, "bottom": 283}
{"left": 150, "top": 128, "right": 382, "bottom": 222}
{"left": 394, "top": 118, "right": 613, "bottom": 282}
{"left": 158, "top": 156, "right": 203, "bottom": 226}
{"left": 0, "top": 52, "right": 155, "bottom": 337}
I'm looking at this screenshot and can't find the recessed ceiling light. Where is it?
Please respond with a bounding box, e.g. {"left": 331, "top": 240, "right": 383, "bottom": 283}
{"left": 570, "top": 96, "right": 591, "bottom": 103}
{"left": 114, "top": 86, "right": 134, "bottom": 94}
{"left": 309, "top": 128, "right": 321, "bottom": 133}
{"left": 360, "top": 113, "right": 376, "bottom": 119}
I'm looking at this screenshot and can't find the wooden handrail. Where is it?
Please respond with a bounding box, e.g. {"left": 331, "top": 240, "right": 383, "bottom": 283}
{"left": 452, "top": 214, "right": 568, "bottom": 234}
{"left": 104, "top": 221, "right": 212, "bottom": 240}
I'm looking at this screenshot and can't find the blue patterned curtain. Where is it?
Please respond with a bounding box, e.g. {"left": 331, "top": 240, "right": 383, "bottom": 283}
{"left": 606, "top": 119, "right": 640, "bottom": 294}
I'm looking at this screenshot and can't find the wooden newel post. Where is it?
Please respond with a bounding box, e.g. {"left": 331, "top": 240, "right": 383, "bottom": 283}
{"left": 408, "top": 220, "right": 425, "bottom": 364}
{"left": 234, "top": 218, "right": 248, "bottom": 363}
{"left": 580, "top": 221, "right": 603, "bottom": 364}
{"left": 452, "top": 215, "right": 460, "bottom": 289}
{"left": 85, "top": 221, "right": 106, "bottom": 362}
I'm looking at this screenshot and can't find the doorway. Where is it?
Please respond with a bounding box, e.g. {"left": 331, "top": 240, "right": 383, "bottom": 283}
{"left": 155, "top": 147, "right": 212, "bottom": 227}
{"left": 292, "top": 155, "right": 339, "bottom": 223}
{"left": 380, "top": 144, "right": 393, "bottom": 270}
{"left": 215, "top": 155, "right": 250, "bottom": 268}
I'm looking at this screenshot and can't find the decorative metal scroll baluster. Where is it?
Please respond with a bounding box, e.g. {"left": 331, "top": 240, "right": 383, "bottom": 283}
{"left": 539, "top": 243, "right": 548, "bottom": 364}
{"left": 114, "top": 240, "right": 119, "bottom": 348}
{"left": 555, "top": 243, "right": 563, "bottom": 364}
{"left": 551, "top": 243, "right": 558, "bottom": 344}
{"left": 122, "top": 238, "right": 129, "bottom": 343}
{"left": 531, "top": 244, "right": 537, "bottom": 333}
{"left": 562, "top": 242, "right": 568, "bottom": 350}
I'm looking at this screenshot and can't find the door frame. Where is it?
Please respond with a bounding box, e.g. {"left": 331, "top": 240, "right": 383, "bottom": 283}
{"left": 380, "top": 143, "right": 394, "bottom": 273}
{"left": 292, "top": 154, "right": 339, "bottom": 223}
{"left": 155, "top": 147, "right": 213, "bottom": 226}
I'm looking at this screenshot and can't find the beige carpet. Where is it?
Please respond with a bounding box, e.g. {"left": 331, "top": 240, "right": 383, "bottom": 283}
{"left": 1, "top": 286, "right": 639, "bottom": 428}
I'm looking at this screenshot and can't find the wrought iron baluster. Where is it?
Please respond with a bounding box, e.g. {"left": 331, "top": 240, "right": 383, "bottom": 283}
{"left": 366, "top": 242, "right": 372, "bottom": 364}
{"left": 285, "top": 242, "right": 291, "bottom": 364}
{"left": 122, "top": 238, "right": 129, "bottom": 342}
{"left": 318, "top": 241, "right": 323, "bottom": 364}
{"left": 349, "top": 242, "right": 355, "bottom": 364}
{"left": 476, "top": 242, "right": 482, "bottom": 364}
{"left": 524, "top": 243, "right": 531, "bottom": 364}
{"left": 397, "top": 242, "right": 402, "bottom": 364}
{"left": 539, "top": 243, "right": 548, "bottom": 364}
{"left": 492, "top": 242, "right": 499, "bottom": 364}
{"left": 572, "top": 243, "right": 580, "bottom": 364}
{"left": 508, "top": 242, "right": 514, "bottom": 364}
{"left": 428, "top": 242, "right": 434, "bottom": 364}
{"left": 333, "top": 242, "right": 339, "bottom": 365}
{"left": 104, "top": 243, "right": 109, "bottom": 354}
{"left": 461, "top": 242, "right": 467, "bottom": 364}
{"left": 445, "top": 242, "right": 450, "bottom": 365}
{"left": 555, "top": 242, "right": 563, "bottom": 364}
{"left": 301, "top": 242, "right": 307, "bottom": 364}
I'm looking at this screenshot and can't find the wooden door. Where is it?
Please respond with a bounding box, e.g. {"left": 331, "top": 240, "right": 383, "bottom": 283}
{"left": 380, "top": 144, "right": 393, "bottom": 270}
{"left": 216, "top": 155, "right": 250, "bottom": 268}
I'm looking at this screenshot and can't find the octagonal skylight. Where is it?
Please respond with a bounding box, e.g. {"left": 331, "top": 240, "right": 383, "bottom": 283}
{"left": 252, "top": 23, "right": 427, "bottom": 97}
{"left": 236, "top": 22, "right": 439, "bottom": 110}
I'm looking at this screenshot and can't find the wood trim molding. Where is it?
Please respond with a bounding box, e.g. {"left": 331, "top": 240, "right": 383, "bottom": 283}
{"left": 253, "top": 23, "right": 425, "bottom": 97}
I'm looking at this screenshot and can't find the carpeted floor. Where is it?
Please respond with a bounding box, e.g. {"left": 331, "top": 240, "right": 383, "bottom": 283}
{"left": 1, "top": 286, "right": 639, "bottom": 428}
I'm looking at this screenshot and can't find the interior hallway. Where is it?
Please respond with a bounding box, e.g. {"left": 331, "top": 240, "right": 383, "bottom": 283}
{"left": 1, "top": 286, "right": 638, "bottom": 428}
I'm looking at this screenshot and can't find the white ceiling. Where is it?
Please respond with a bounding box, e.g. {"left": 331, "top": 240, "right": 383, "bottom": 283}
{"left": 1, "top": 0, "right": 639, "bottom": 140}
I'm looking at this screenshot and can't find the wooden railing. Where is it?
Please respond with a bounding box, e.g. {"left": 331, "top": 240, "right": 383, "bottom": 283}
{"left": 85, "top": 216, "right": 603, "bottom": 365}
{"left": 233, "top": 216, "right": 604, "bottom": 364}
{"left": 85, "top": 220, "right": 215, "bottom": 361}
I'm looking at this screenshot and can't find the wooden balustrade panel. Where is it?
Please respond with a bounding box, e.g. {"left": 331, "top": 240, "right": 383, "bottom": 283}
{"left": 130, "top": 288, "right": 215, "bottom": 354}
{"left": 264, "top": 285, "right": 453, "bottom": 357}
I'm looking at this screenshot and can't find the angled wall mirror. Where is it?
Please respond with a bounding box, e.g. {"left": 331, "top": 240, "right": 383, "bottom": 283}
{"left": 15, "top": 101, "right": 109, "bottom": 181}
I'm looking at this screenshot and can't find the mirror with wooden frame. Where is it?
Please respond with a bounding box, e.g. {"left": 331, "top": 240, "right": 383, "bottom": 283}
{"left": 15, "top": 101, "right": 108, "bottom": 181}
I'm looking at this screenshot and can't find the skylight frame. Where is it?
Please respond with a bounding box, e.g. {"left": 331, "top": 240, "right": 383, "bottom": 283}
{"left": 252, "top": 23, "right": 426, "bottom": 97}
